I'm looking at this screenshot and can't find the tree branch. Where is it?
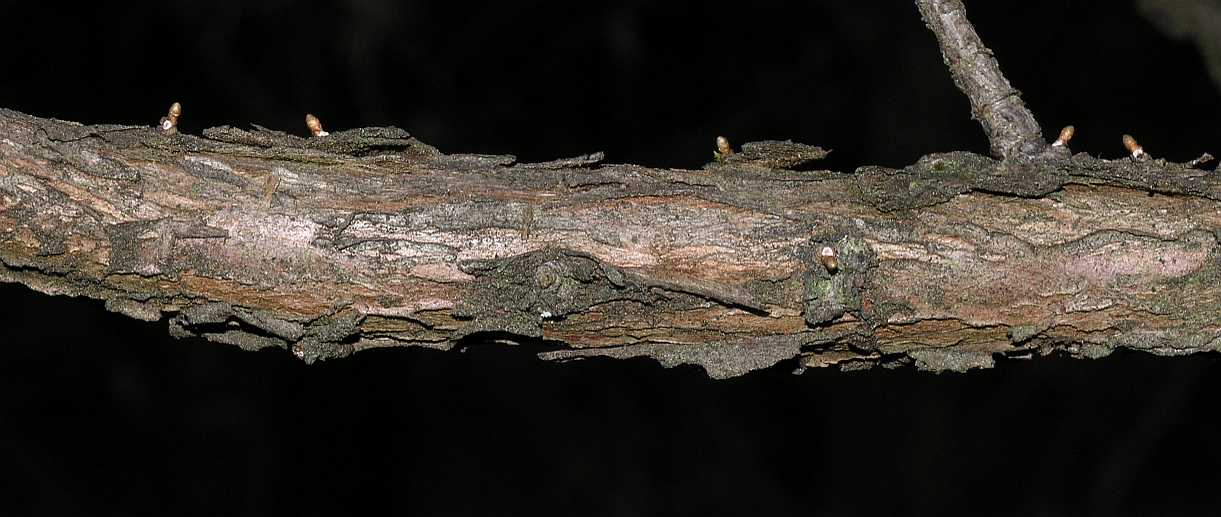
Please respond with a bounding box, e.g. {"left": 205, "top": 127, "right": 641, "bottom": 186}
{"left": 0, "top": 108, "right": 1217, "bottom": 377}
{"left": 916, "top": 0, "right": 1049, "bottom": 159}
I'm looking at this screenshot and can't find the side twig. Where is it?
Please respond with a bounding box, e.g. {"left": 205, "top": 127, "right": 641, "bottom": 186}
{"left": 916, "top": 0, "right": 1047, "bottom": 159}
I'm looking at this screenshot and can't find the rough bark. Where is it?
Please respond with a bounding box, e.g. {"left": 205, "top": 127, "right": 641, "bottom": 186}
{"left": 916, "top": 0, "right": 1048, "bottom": 159}
{"left": 1, "top": 108, "right": 1218, "bottom": 378}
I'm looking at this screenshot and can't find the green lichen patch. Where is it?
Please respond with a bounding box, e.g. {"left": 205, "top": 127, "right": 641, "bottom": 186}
{"left": 801, "top": 234, "right": 874, "bottom": 327}
{"left": 453, "top": 249, "right": 656, "bottom": 339}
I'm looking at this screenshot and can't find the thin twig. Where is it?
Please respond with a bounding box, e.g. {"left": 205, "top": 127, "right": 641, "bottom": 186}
{"left": 916, "top": 0, "right": 1047, "bottom": 159}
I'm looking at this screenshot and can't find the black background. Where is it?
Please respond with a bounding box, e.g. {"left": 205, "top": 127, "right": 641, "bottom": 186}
{"left": 2, "top": 1, "right": 1220, "bottom": 515}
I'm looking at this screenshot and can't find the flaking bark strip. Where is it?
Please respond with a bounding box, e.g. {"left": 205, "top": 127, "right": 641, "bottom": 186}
{"left": 909, "top": 348, "right": 996, "bottom": 373}
{"left": 622, "top": 272, "right": 768, "bottom": 313}
{"left": 232, "top": 307, "right": 308, "bottom": 341}
{"left": 175, "top": 301, "right": 236, "bottom": 327}
{"left": 453, "top": 249, "right": 654, "bottom": 339}
{"left": 453, "top": 248, "right": 767, "bottom": 340}
{"left": 169, "top": 301, "right": 355, "bottom": 361}
{"left": 209, "top": 329, "right": 287, "bottom": 353}
{"left": 433, "top": 153, "right": 517, "bottom": 170}
{"left": 855, "top": 152, "right": 1220, "bottom": 213}
{"left": 104, "top": 298, "right": 162, "bottom": 322}
{"left": 540, "top": 335, "right": 807, "bottom": 380}
{"left": 705, "top": 140, "right": 830, "bottom": 171}
{"left": 521, "top": 152, "right": 605, "bottom": 169}
{"left": 290, "top": 307, "right": 366, "bottom": 363}
{"left": 201, "top": 125, "right": 418, "bottom": 154}
{"left": 172, "top": 125, "right": 444, "bottom": 164}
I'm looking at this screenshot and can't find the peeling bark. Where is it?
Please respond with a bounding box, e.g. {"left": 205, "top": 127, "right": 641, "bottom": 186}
{"left": 1, "top": 108, "right": 1218, "bottom": 378}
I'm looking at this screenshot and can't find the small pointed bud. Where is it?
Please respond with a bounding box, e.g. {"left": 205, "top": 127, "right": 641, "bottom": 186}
{"left": 1051, "top": 125, "right": 1074, "bottom": 147}
{"left": 1122, "top": 134, "right": 1147, "bottom": 160}
{"left": 818, "top": 246, "right": 839, "bottom": 274}
{"left": 713, "top": 135, "right": 727, "bottom": 161}
{"left": 158, "top": 102, "right": 181, "bottom": 134}
{"left": 716, "top": 136, "right": 733, "bottom": 157}
{"left": 305, "top": 113, "right": 329, "bottom": 137}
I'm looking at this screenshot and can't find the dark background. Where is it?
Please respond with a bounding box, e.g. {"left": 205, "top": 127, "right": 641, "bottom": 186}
{"left": 2, "top": 1, "right": 1220, "bottom": 515}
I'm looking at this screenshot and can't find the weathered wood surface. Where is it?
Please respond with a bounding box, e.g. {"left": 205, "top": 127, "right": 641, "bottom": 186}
{"left": 0, "top": 108, "right": 1218, "bottom": 377}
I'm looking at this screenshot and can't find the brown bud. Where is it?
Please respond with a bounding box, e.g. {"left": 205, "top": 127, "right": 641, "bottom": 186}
{"left": 1051, "top": 125, "right": 1074, "bottom": 147}
{"left": 305, "top": 113, "right": 329, "bottom": 137}
{"left": 158, "top": 101, "right": 181, "bottom": 134}
{"left": 818, "top": 246, "right": 839, "bottom": 274}
{"left": 1122, "top": 134, "right": 1147, "bottom": 160}
{"left": 716, "top": 136, "right": 733, "bottom": 157}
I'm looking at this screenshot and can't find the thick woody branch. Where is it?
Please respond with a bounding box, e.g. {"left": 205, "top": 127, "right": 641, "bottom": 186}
{"left": 916, "top": 0, "right": 1049, "bottom": 159}
{"left": 0, "top": 109, "right": 1218, "bottom": 378}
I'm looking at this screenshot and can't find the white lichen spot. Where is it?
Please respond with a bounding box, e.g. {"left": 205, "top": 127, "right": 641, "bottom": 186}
{"left": 272, "top": 166, "right": 297, "bottom": 181}
{"left": 79, "top": 149, "right": 103, "bottom": 166}
{"left": 185, "top": 155, "right": 235, "bottom": 173}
